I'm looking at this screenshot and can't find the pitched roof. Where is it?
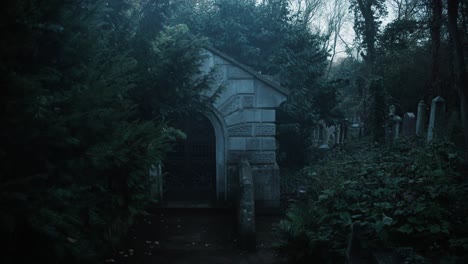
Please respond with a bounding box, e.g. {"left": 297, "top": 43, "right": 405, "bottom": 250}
{"left": 205, "top": 46, "right": 289, "bottom": 96}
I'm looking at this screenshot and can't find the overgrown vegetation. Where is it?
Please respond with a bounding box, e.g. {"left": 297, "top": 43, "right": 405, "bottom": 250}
{"left": 279, "top": 140, "right": 468, "bottom": 263}
{"left": 0, "top": 1, "right": 214, "bottom": 263}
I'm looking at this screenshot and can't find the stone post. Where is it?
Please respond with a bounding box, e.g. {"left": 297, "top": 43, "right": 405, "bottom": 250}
{"left": 427, "top": 96, "right": 446, "bottom": 142}
{"left": 416, "top": 100, "right": 427, "bottom": 137}
{"left": 238, "top": 159, "right": 256, "bottom": 251}
{"left": 402, "top": 112, "right": 416, "bottom": 137}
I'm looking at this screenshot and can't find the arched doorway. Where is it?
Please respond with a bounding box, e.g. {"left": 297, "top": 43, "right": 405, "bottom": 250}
{"left": 164, "top": 113, "right": 217, "bottom": 202}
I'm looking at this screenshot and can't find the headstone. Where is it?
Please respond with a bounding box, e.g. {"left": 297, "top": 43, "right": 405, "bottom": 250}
{"left": 427, "top": 96, "right": 446, "bottom": 142}
{"left": 402, "top": 112, "right": 416, "bottom": 137}
{"left": 335, "top": 125, "right": 341, "bottom": 144}
{"left": 349, "top": 123, "right": 360, "bottom": 139}
{"left": 416, "top": 100, "right": 427, "bottom": 137}
{"left": 328, "top": 125, "right": 336, "bottom": 145}
{"left": 149, "top": 164, "right": 162, "bottom": 201}
{"left": 393, "top": 116, "right": 402, "bottom": 140}
{"left": 319, "top": 121, "right": 330, "bottom": 149}
{"left": 319, "top": 136, "right": 330, "bottom": 149}
{"left": 389, "top": 105, "right": 396, "bottom": 117}
{"left": 314, "top": 127, "right": 320, "bottom": 146}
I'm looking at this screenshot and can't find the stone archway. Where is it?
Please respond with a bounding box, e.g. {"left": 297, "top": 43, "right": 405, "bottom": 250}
{"left": 163, "top": 109, "right": 228, "bottom": 204}
{"left": 164, "top": 113, "right": 217, "bottom": 202}
{"left": 204, "top": 109, "right": 228, "bottom": 201}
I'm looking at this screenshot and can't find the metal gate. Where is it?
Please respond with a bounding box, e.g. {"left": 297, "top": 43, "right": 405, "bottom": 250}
{"left": 164, "top": 114, "right": 216, "bottom": 201}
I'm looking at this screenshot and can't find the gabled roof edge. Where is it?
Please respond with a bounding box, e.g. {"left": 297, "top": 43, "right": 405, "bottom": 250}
{"left": 204, "top": 46, "right": 290, "bottom": 96}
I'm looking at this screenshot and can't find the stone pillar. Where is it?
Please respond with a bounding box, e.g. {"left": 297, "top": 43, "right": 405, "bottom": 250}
{"left": 402, "top": 112, "right": 416, "bottom": 137}
{"left": 393, "top": 116, "right": 402, "bottom": 140}
{"left": 238, "top": 159, "right": 256, "bottom": 251}
{"left": 427, "top": 96, "right": 446, "bottom": 142}
{"left": 416, "top": 100, "right": 427, "bottom": 137}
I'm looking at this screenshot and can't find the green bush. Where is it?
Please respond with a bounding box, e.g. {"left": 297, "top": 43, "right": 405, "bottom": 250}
{"left": 278, "top": 140, "right": 468, "bottom": 263}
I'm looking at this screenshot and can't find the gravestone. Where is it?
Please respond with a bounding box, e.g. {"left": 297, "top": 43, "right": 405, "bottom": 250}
{"left": 335, "top": 124, "right": 341, "bottom": 144}
{"left": 349, "top": 123, "right": 361, "bottom": 139}
{"left": 427, "top": 96, "right": 446, "bottom": 142}
{"left": 402, "top": 112, "right": 416, "bottom": 137}
{"left": 319, "top": 121, "right": 330, "bottom": 149}
{"left": 319, "top": 125, "right": 336, "bottom": 148}
{"left": 416, "top": 100, "right": 427, "bottom": 137}
{"left": 393, "top": 116, "right": 402, "bottom": 140}
{"left": 328, "top": 125, "right": 336, "bottom": 145}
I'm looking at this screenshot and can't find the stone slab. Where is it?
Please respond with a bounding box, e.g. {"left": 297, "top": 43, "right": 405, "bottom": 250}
{"left": 227, "top": 124, "right": 254, "bottom": 137}
{"left": 261, "top": 137, "right": 276, "bottom": 150}
{"left": 261, "top": 110, "right": 275, "bottom": 122}
{"left": 224, "top": 110, "right": 262, "bottom": 126}
{"left": 254, "top": 124, "right": 276, "bottom": 136}
{"left": 228, "top": 151, "right": 276, "bottom": 164}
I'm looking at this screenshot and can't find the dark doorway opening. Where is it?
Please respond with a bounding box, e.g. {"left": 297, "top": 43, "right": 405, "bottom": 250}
{"left": 164, "top": 113, "right": 216, "bottom": 202}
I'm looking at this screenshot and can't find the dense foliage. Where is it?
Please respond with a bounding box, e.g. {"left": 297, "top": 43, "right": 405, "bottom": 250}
{"left": 279, "top": 140, "right": 468, "bottom": 263}
{"left": 0, "top": 1, "right": 213, "bottom": 263}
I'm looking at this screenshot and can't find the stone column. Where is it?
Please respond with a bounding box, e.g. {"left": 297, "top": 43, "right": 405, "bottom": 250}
{"left": 427, "top": 96, "right": 446, "bottom": 142}
{"left": 402, "top": 112, "right": 416, "bottom": 137}
{"left": 416, "top": 100, "right": 427, "bottom": 137}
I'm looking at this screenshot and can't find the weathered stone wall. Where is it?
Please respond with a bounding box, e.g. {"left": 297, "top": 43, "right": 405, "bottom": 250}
{"left": 201, "top": 49, "right": 287, "bottom": 208}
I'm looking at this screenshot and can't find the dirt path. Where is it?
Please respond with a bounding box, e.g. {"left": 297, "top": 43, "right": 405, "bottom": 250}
{"left": 105, "top": 208, "right": 287, "bottom": 264}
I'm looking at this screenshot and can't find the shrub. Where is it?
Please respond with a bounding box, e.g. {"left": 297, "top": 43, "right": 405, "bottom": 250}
{"left": 278, "top": 140, "right": 468, "bottom": 263}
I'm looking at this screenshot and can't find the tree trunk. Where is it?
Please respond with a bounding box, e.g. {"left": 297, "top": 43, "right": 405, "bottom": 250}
{"left": 430, "top": 0, "right": 442, "bottom": 99}
{"left": 356, "top": 0, "right": 377, "bottom": 68}
{"left": 355, "top": 0, "right": 382, "bottom": 142}
{"left": 447, "top": 0, "right": 468, "bottom": 161}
